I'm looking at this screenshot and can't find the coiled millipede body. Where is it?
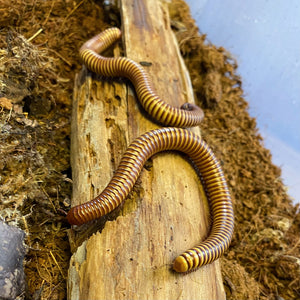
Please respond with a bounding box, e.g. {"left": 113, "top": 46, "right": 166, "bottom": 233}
{"left": 67, "top": 127, "right": 234, "bottom": 273}
{"left": 79, "top": 27, "right": 204, "bottom": 127}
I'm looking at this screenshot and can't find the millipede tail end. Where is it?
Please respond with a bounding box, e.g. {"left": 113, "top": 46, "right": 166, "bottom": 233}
{"left": 173, "top": 255, "right": 189, "bottom": 273}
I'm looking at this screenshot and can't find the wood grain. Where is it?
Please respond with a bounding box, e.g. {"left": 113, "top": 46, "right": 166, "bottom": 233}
{"left": 67, "top": 0, "right": 226, "bottom": 299}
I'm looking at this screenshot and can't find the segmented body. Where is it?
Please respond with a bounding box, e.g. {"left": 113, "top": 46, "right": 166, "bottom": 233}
{"left": 79, "top": 27, "right": 204, "bottom": 127}
{"left": 67, "top": 127, "right": 234, "bottom": 273}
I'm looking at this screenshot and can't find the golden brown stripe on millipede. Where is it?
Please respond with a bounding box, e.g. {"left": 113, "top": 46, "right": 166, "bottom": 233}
{"left": 67, "top": 127, "right": 234, "bottom": 273}
{"left": 79, "top": 27, "right": 204, "bottom": 127}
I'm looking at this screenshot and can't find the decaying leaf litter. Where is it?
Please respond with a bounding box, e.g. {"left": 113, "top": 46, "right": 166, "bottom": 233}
{"left": 0, "top": 0, "right": 299, "bottom": 299}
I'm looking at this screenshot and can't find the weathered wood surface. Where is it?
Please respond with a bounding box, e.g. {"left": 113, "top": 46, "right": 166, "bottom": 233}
{"left": 67, "top": 0, "right": 226, "bottom": 299}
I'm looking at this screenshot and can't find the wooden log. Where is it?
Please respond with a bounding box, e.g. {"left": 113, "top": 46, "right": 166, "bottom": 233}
{"left": 67, "top": 0, "right": 226, "bottom": 299}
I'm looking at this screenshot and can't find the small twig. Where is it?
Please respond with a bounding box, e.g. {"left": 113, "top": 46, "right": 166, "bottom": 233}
{"left": 27, "top": 28, "right": 43, "bottom": 43}
{"left": 61, "top": 0, "right": 86, "bottom": 28}
{"left": 33, "top": 279, "right": 45, "bottom": 300}
{"left": 47, "top": 48, "right": 72, "bottom": 67}
{"left": 41, "top": 186, "right": 57, "bottom": 213}
{"left": 46, "top": 281, "right": 63, "bottom": 300}
{"left": 14, "top": 176, "right": 33, "bottom": 193}
{"left": 286, "top": 237, "right": 300, "bottom": 255}
{"left": 22, "top": 216, "right": 32, "bottom": 247}
{"left": 288, "top": 277, "right": 300, "bottom": 288}
{"left": 6, "top": 107, "right": 13, "bottom": 122}
{"left": 50, "top": 251, "right": 65, "bottom": 279}
{"left": 224, "top": 275, "right": 236, "bottom": 293}
{"left": 43, "top": 0, "right": 56, "bottom": 26}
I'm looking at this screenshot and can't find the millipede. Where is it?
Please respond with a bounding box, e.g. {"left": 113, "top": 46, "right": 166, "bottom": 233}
{"left": 79, "top": 27, "right": 204, "bottom": 127}
{"left": 67, "top": 127, "right": 234, "bottom": 273}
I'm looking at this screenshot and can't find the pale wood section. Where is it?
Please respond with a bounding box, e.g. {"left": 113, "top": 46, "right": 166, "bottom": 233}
{"left": 68, "top": 0, "right": 225, "bottom": 299}
{"left": 70, "top": 70, "right": 129, "bottom": 208}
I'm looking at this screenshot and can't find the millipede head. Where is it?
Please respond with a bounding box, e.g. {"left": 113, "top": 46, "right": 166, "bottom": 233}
{"left": 67, "top": 207, "right": 84, "bottom": 225}
{"left": 180, "top": 103, "right": 197, "bottom": 111}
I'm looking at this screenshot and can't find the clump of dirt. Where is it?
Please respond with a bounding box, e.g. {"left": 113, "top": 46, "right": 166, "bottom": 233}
{"left": 170, "top": 1, "right": 300, "bottom": 299}
{"left": 1, "top": 0, "right": 299, "bottom": 299}
{"left": 221, "top": 258, "right": 260, "bottom": 300}
{"left": 0, "top": 31, "right": 61, "bottom": 115}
